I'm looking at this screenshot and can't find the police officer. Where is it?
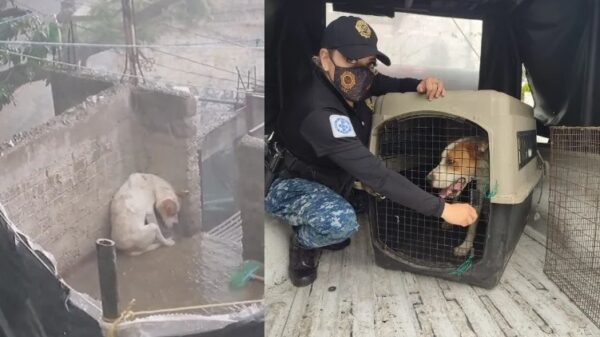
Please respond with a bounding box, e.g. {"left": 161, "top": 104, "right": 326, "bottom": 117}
{"left": 266, "top": 16, "right": 477, "bottom": 287}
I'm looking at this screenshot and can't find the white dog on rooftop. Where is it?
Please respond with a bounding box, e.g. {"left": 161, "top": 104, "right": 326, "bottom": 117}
{"left": 110, "top": 173, "right": 181, "bottom": 256}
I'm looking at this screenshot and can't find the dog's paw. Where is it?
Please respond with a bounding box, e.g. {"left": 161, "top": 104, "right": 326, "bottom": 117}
{"left": 163, "top": 238, "right": 175, "bottom": 246}
{"left": 453, "top": 244, "right": 472, "bottom": 257}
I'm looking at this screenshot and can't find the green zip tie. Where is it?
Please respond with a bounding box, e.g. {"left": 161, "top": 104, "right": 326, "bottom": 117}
{"left": 449, "top": 249, "right": 475, "bottom": 276}
{"left": 484, "top": 181, "right": 499, "bottom": 199}
{"left": 449, "top": 181, "right": 496, "bottom": 276}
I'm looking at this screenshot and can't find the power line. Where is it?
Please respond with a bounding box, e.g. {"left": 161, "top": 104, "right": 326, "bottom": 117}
{"left": 0, "top": 47, "right": 140, "bottom": 80}
{"left": 4, "top": 3, "right": 263, "bottom": 85}
{"left": 0, "top": 47, "right": 243, "bottom": 93}
{"left": 452, "top": 18, "right": 480, "bottom": 60}
{"left": 63, "top": 24, "right": 262, "bottom": 80}
{"left": 159, "top": 22, "right": 255, "bottom": 48}
{"left": 68, "top": 17, "right": 260, "bottom": 49}
{"left": 150, "top": 48, "right": 264, "bottom": 83}
{"left": 152, "top": 61, "right": 236, "bottom": 83}
{"left": 0, "top": 12, "right": 35, "bottom": 25}
{"left": 14, "top": 1, "right": 261, "bottom": 49}
{"left": 0, "top": 39, "right": 263, "bottom": 49}
{"left": 8, "top": 1, "right": 263, "bottom": 59}
{"left": 150, "top": 48, "right": 236, "bottom": 75}
{"left": 0, "top": 40, "right": 263, "bottom": 84}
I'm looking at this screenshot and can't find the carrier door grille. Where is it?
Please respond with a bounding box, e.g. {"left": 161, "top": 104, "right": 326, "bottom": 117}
{"left": 370, "top": 116, "right": 490, "bottom": 268}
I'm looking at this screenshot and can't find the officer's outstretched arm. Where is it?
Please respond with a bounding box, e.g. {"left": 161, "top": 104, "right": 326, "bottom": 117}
{"left": 370, "top": 73, "right": 421, "bottom": 96}
{"left": 327, "top": 143, "right": 445, "bottom": 218}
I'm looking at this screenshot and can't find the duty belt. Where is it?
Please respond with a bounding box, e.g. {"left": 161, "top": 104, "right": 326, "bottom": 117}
{"left": 279, "top": 149, "right": 354, "bottom": 197}
{"left": 265, "top": 132, "right": 354, "bottom": 197}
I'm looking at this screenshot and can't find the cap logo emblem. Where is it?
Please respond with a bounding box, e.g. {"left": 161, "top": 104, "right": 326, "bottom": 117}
{"left": 355, "top": 20, "right": 372, "bottom": 39}
{"left": 340, "top": 70, "right": 356, "bottom": 92}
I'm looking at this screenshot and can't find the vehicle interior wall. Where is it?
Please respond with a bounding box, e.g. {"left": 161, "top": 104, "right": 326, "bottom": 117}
{"left": 266, "top": 0, "right": 600, "bottom": 137}
{"left": 265, "top": 0, "right": 326, "bottom": 135}
{"left": 479, "top": 0, "right": 599, "bottom": 137}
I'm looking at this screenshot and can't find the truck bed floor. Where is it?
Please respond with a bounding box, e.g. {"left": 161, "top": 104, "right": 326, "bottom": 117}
{"left": 266, "top": 215, "right": 600, "bottom": 337}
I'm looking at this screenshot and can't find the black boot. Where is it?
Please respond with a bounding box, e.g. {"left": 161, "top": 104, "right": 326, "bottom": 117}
{"left": 289, "top": 235, "right": 320, "bottom": 287}
{"left": 322, "top": 238, "right": 351, "bottom": 251}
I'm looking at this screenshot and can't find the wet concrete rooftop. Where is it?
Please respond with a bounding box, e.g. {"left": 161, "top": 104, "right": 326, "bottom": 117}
{"left": 63, "top": 231, "right": 263, "bottom": 312}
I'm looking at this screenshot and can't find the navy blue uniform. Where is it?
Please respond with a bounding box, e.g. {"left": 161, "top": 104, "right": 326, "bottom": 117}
{"left": 266, "top": 63, "right": 445, "bottom": 248}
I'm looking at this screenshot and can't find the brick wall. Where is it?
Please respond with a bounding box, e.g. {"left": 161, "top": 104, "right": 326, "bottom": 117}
{"left": 0, "top": 83, "right": 201, "bottom": 273}
{"left": 0, "top": 87, "right": 137, "bottom": 272}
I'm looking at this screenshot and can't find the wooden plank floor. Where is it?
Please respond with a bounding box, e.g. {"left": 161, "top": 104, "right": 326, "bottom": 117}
{"left": 266, "top": 217, "right": 600, "bottom": 337}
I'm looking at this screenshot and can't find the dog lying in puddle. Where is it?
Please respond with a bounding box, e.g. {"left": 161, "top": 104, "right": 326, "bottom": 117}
{"left": 110, "top": 173, "right": 182, "bottom": 256}
{"left": 428, "top": 137, "right": 489, "bottom": 257}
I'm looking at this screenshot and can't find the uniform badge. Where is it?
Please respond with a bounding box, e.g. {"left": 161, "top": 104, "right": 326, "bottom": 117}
{"left": 340, "top": 70, "right": 356, "bottom": 93}
{"left": 330, "top": 115, "right": 357, "bottom": 138}
{"left": 355, "top": 20, "right": 372, "bottom": 39}
{"left": 365, "top": 97, "right": 375, "bottom": 111}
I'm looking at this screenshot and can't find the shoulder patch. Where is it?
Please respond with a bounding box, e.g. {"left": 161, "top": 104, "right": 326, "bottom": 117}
{"left": 329, "top": 115, "right": 356, "bottom": 138}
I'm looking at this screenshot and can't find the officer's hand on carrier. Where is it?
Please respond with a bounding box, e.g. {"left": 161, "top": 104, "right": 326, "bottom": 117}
{"left": 441, "top": 202, "right": 477, "bottom": 227}
{"left": 416, "top": 77, "right": 446, "bottom": 101}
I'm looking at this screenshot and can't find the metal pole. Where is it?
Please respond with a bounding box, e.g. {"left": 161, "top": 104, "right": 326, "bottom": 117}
{"left": 121, "top": 0, "right": 138, "bottom": 85}
{"left": 96, "top": 238, "right": 119, "bottom": 322}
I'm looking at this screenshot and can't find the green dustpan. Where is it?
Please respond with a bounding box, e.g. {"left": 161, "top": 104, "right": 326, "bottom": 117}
{"left": 230, "top": 260, "right": 264, "bottom": 289}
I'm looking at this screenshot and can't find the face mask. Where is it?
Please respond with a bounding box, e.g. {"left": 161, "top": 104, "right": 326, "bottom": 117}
{"left": 330, "top": 59, "right": 376, "bottom": 103}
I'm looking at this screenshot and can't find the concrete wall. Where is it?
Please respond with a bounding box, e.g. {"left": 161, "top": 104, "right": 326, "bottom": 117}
{"left": 0, "top": 81, "right": 202, "bottom": 272}
{"left": 130, "top": 88, "right": 202, "bottom": 236}
{"left": 199, "top": 93, "right": 264, "bottom": 232}
{"left": 0, "top": 86, "right": 137, "bottom": 272}
{"left": 236, "top": 135, "right": 264, "bottom": 262}
{"left": 245, "top": 91, "right": 265, "bottom": 134}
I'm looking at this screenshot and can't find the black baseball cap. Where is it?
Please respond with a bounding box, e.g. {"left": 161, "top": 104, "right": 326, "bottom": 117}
{"left": 321, "top": 16, "right": 391, "bottom": 66}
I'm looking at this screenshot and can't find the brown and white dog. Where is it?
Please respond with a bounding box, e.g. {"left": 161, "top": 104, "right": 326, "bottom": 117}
{"left": 427, "top": 137, "right": 489, "bottom": 257}
{"left": 110, "top": 173, "right": 181, "bottom": 256}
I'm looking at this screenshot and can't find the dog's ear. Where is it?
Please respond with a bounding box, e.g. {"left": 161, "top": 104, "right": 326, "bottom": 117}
{"left": 465, "top": 141, "right": 488, "bottom": 159}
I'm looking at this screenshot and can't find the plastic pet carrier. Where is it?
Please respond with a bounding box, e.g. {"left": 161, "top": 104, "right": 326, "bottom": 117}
{"left": 366, "top": 91, "right": 542, "bottom": 288}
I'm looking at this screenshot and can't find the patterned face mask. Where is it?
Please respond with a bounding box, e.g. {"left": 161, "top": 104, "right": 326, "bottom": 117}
{"left": 331, "top": 59, "right": 376, "bottom": 103}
